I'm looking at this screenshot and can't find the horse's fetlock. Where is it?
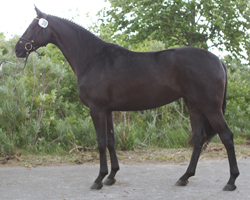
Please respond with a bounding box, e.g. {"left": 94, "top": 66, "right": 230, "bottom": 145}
{"left": 112, "top": 166, "right": 120, "bottom": 172}
{"left": 186, "top": 171, "right": 195, "bottom": 177}
{"left": 231, "top": 171, "right": 240, "bottom": 178}
{"left": 100, "top": 171, "right": 108, "bottom": 177}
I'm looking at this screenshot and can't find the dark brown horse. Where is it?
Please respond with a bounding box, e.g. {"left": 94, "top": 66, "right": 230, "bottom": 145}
{"left": 15, "top": 7, "right": 239, "bottom": 191}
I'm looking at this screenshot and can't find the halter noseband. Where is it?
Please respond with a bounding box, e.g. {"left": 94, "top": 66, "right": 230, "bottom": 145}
{"left": 19, "top": 15, "right": 48, "bottom": 54}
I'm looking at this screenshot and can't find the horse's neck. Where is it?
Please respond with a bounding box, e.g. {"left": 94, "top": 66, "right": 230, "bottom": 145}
{"left": 50, "top": 17, "right": 105, "bottom": 76}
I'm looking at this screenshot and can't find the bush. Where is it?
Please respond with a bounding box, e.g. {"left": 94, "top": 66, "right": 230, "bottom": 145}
{"left": 1, "top": 36, "right": 249, "bottom": 156}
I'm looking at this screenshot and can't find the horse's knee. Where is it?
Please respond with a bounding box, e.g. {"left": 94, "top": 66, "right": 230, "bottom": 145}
{"left": 98, "top": 147, "right": 106, "bottom": 155}
{"left": 97, "top": 141, "right": 106, "bottom": 152}
{"left": 107, "top": 141, "right": 115, "bottom": 151}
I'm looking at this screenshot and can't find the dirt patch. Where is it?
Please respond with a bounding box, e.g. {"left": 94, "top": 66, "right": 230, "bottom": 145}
{"left": 1, "top": 143, "right": 250, "bottom": 168}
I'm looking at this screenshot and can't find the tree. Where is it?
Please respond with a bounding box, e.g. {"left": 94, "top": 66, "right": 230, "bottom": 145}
{"left": 98, "top": 0, "right": 250, "bottom": 63}
{"left": 223, "top": 56, "right": 250, "bottom": 138}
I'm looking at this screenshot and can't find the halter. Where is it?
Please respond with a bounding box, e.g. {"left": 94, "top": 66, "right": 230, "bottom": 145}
{"left": 0, "top": 15, "right": 48, "bottom": 77}
{"left": 19, "top": 14, "right": 48, "bottom": 54}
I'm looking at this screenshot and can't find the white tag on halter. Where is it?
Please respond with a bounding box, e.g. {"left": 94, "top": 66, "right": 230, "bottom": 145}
{"left": 38, "top": 18, "right": 48, "bottom": 28}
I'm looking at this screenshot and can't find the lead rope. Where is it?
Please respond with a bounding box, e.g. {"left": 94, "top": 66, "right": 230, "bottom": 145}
{"left": 0, "top": 54, "right": 29, "bottom": 78}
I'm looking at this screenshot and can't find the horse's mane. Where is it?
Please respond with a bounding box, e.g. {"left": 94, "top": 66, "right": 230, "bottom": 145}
{"left": 49, "top": 14, "right": 104, "bottom": 40}
{"left": 52, "top": 15, "right": 86, "bottom": 30}
{"left": 48, "top": 15, "right": 130, "bottom": 51}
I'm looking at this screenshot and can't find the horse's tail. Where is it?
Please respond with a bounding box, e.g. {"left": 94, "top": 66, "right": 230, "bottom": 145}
{"left": 189, "top": 61, "right": 227, "bottom": 148}
{"left": 221, "top": 61, "right": 227, "bottom": 115}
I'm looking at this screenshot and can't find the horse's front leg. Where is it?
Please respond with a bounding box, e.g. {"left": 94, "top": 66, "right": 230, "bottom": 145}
{"left": 104, "top": 112, "right": 120, "bottom": 186}
{"left": 90, "top": 107, "right": 108, "bottom": 190}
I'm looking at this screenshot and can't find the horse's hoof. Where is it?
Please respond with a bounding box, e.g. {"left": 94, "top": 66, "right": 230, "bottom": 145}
{"left": 104, "top": 178, "right": 116, "bottom": 186}
{"left": 175, "top": 179, "right": 189, "bottom": 186}
{"left": 90, "top": 182, "right": 103, "bottom": 190}
{"left": 223, "top": 184, "right": 237, "bottom": 191}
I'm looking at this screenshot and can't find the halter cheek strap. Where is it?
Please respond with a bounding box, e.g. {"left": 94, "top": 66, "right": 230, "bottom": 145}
{"left": 19, "top": 15, "right": 48, "bottom": 54}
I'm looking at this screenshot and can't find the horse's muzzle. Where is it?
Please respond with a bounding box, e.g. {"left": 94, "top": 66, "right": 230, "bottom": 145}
{"left": 15, "top": 45, "right": 28, "bottom": 58}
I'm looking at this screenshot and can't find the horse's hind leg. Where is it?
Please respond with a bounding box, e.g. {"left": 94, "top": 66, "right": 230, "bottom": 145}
{"left": 176, "top": 104, "right": 206, "bottom": 186}
{"left": 206, "top": 112, "right": 239, "bottom": 191}
{"left": 104, "top": 112, "right": 120, "bottom": 186}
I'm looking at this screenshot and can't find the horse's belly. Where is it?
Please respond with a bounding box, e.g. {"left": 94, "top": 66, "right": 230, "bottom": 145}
{"left": 110, "top": 87, "right": 182, "bottom": 111}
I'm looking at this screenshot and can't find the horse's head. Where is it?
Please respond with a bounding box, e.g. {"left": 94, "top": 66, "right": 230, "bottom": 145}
{"left": 15, "top": 7, "right": 51, "bottom": 58}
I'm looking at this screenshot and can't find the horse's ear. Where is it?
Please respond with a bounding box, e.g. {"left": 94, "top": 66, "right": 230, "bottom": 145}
{"left": 34, "top": 6, "right": 43, "bottom": 17}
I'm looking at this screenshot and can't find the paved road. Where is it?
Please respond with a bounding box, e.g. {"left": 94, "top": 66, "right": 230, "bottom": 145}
{"left": 0, "top": 157, "right": 250, "bottom": 200}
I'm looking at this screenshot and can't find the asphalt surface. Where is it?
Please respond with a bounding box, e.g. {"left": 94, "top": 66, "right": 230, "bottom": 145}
{"left": 0, "top": 157, "right": 250, "bottom": 200}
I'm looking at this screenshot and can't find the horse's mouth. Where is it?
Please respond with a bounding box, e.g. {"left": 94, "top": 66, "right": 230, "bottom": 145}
{"left": 15, "top": 48, "right": 28, "bottom": 58}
